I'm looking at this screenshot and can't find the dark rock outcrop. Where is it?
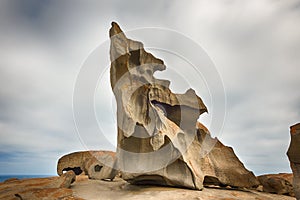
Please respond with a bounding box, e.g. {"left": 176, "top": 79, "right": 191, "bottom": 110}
{"left": 257, "top": 173, "right": 294, "bottom": 196}
{"left": 109, "top": 22, "right": 259, "bottom": 190}
{"left": 287, "top": 123, "right": 300, "bottom": 199}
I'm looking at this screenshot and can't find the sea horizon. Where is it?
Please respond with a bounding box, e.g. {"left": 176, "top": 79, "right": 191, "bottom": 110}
{"left": 0, "top": 174, "right": 55, "bottom": 182}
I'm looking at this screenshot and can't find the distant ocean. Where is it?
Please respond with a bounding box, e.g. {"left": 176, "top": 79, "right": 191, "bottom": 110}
{"left": 0, "top": 175, "right": 53, "bottom": 182}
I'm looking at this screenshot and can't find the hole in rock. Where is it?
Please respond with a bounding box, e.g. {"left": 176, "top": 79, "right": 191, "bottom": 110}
{"left": 151, "top": 100, "right": 181, "bottom": 126}
{"left": 129, "top": 50, "right": 140, "bottom": 66}
{"left": 62, "top": 167, "right": 83, "bottom": 175}
{"left": 203, "top": 176, "right": 222, "bottom": 187}
{"left": 94, "top": 165, "right": 103, "bottom": 172}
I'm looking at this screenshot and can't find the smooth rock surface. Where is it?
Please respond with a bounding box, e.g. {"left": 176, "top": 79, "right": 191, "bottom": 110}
{"left": 109, "top": 22, "right": 258, "bottom": 190}
{"left": 257, "top": 173, "right": 294, "bottom": 196}
{"left": 71, "top": 177, "right": 295, "bottom": 200}
{"left": 287, "top": 123, "right": 300, "bottom": 199}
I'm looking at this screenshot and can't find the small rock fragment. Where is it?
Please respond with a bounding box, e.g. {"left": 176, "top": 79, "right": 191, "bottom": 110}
{"left": 257, "top": 173, "right": 294, "bottom": 196}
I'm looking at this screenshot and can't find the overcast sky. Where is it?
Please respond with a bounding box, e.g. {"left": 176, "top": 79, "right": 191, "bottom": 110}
{"left": 0, "top": 0, "right": 299, "bottom": 175}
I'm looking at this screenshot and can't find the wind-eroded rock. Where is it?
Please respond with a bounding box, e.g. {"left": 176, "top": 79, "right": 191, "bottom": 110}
{"left": 57, "top": 151, "right": 117, "bottom": 180}
{"left": 287, "top": 123, "right": 300, "bottom": 199}
{"left": 109, "top": 22, "right": 258, "bottom": 190}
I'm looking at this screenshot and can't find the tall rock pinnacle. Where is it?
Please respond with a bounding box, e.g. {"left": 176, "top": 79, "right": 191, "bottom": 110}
{"left": 287, "top": 123, "right": 300, "bottom": 199}
{"left": 109, "top": 22, "right": 258, "bottom": 190}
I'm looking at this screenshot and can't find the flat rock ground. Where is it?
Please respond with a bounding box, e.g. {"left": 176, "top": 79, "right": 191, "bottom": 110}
{"left": 72, "top": 176, "right": 296, "bottom": 200}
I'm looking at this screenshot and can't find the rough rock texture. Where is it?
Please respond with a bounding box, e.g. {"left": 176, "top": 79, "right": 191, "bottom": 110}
{"left": 15, "top": 188, "right": 74, "bottom": 200}
{"left": 287, "top": 123, "right": 300, "bottom": 200}
{"left": 109, "top": 22, "right": 259, "bottom": 190}
{"left": 257, "top": 173, "right": 294, "bottom": 196}
{"left": 0, "top": 171, "right": 77, "bottom": 200}
{"left": 57, "top": 151, "right": 117, "bottom": 180}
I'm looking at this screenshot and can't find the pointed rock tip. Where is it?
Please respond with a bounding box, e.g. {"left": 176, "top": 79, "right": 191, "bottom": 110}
{"left": 290, "top": 123, "right": 300, "bottom": 135}
{"left": 110, "top": 21, "right": 123, "bottom": 37}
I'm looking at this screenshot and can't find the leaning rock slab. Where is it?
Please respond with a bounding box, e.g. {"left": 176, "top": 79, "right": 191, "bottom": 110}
{"left": 287, "top": 123, "right": 300, "bottom": 199}
{"left": 109, "top": 22, "right": 258, "bottom": 190}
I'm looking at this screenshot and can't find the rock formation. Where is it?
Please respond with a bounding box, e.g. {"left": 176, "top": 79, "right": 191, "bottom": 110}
{"left": 57, "top": 151, "right": 117, "bottom": 180}
{"left": 0, "top": 171, "right": 79, "bottom": 200}
{"left": 287, "top": 123, "right": 300, "bottom": 200}
{"left": 257, "top": 173, "right": 294, "bottom": 196}
{"left": 109, "top": 22, "right": 259, "bottom": 190}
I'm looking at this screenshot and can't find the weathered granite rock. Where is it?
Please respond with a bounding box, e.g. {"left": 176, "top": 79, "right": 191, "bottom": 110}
{"left": 109, "top": 22, "right": 259, "bottom": 190}
{"left": 57, "top": 151, "right": 117, "bottom": 181}
{"left": 287, "top": 123, "right": 300, "bottom": 199}
{"left": 0, "top": 171, "right": 76, "bottom": 200}
{"left": 57, "top": 151, "right": 92, "bottom": 176}
{"left": 257, "top": 173, "right": 294, "bottom": 196}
